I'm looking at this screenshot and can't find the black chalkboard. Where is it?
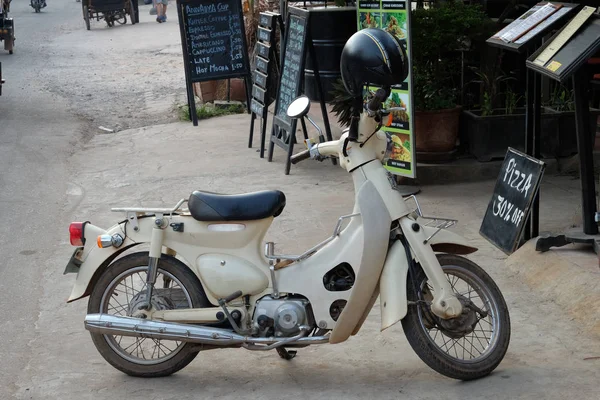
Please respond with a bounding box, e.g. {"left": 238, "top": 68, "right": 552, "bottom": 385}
{"left": 178, "top": 0, "right": 250, "bottom": 82}
{"left": 176, "top": 0, "right": 251, "bottom": 126}
{"left": 274, "top": 9, "right": 309, "bottom": 132}
{"left": 480, "top": 148, "right": 546, "bottom": 254}
{"left": 267, "top": 6, "right": 334, "bottom": 175}
{"left": 248, "top": 11, "right": 281, "bottom": 158}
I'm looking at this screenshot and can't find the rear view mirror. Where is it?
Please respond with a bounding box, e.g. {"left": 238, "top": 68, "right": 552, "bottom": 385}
{"left": 287, "top": 96, "right": 311, "bottom": 119}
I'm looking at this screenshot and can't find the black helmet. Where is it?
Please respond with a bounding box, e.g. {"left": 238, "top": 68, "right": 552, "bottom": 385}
{"left": 340, "top": 29, "right": 409, "bottom": 97}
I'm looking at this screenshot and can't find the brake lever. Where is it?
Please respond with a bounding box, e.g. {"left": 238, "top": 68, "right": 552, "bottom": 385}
{"left": 381, "top": 107, "right": 407, "bottom": 116}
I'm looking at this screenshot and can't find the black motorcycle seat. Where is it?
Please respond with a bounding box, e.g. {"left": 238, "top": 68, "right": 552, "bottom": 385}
{"left": 188, "top": 190, "right": 286, "bottom": 221}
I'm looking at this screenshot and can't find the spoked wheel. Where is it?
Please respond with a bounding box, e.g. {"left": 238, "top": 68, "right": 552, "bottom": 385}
{"left": 83, "top": 6, "right": 90, "bottom": 30}
{"left": 402, "top": 254, "right": 510, "bottom": 380}
{"left": 88, "top": 252, "right": 210, "bottom": 377}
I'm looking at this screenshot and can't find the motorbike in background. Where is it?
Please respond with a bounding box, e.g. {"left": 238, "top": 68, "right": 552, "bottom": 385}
{"left": 0, "top": 0, "right": 14, "bottom": 54}
{"left": 30, "top": 0, "right": 46, "bottom": 13}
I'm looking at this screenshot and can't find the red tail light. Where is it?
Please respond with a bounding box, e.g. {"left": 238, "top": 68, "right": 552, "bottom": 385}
{"left": 69, "top": 222, "right": 87, "bottom": 246}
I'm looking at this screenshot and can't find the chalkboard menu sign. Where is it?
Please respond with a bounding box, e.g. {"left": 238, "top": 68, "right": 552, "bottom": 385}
{"left": 176, "top": 0, "right": 251, "bottom": 125}
{"left": 248, "top": 11, "right": 281, "bottom": 158}
{"left": 268, "top": 7, "right": 334, "bottom": 175}
{"left": 274, "top": 11, "right": 309, "bottom": 132}
{"left": 179, "top": 0, "right": 249, "bottom": 81}
{"left": 480, "top": 148, "right": 546, "bottom": 254}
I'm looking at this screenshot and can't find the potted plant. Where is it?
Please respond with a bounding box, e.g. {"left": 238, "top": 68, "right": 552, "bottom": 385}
{"left": 411, "top": 1, "right": 494, "bottom": 161}
{"left": 544, "top": 83, "right": 600, "bottom": 156}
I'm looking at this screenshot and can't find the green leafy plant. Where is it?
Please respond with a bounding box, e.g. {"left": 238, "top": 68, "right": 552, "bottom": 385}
{"left": 178, "top": 103, "right": 245, "bottom": 122}
{"left": 412, "top": 1, "right": 495, "bottom": 111}
{"left": 414, "top": 65, "right": 457, "bottom": 111}
{"left": 546, "top": 84, "right": 575, "bottom": 112}
{"left": 505, "top": 87, "right": 522, "bottom": 115}
{"left": 329, "top": 78, "right": 356, "bottom": 127}
{"left": 469, "top": 58, "right": 516, "bottom": 116}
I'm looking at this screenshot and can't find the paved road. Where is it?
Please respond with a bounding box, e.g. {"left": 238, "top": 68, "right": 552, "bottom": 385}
{"left": 0, "top": 1, "right": 184, "bottom": 398}
{"left": 0, "top": 1, "right": 87, "bottom": 397}
{"left": 1, "top": 1, "right": 600, "bottom": 400}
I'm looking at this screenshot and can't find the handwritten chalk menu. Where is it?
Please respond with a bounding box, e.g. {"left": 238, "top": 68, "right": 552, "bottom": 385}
{"left": 480, "top": 148, "right": 546, "bottom": 254}
{"left": 176, "top": 0, "right": 251, "bottom": 125}
{"left": 274, "top": 12, "right": 309, "bottom": 131}
{"left": 249, "top": 12, "right": 281, "bottom": 158}
{"left": 178, "top": 0, "right": 249, "bottom": 82}
{"left": 268, "top": 7, "right": 311, "bottom": 175}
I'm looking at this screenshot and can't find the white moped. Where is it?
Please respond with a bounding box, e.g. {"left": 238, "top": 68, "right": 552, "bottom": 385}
{"left": 65, "top": 90, "right": 510, "bottom": 380}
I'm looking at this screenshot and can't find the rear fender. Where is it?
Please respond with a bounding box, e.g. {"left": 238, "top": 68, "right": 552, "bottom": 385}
{"left": 67, "top": 222, "right": 141, "bottom": 302}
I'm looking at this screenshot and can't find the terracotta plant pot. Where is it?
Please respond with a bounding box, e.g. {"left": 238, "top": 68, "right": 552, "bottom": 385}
{"left": 228, "top": 78, "right": 247, "bottom": 102}
{"left": 214, "top": 79, "right": 247, "bottom": 102}
{"left": 194, "top": 81, "right": 218, "bottom": 103}
{"left": 415, "top": 106, "right": 462, "bottom": 153}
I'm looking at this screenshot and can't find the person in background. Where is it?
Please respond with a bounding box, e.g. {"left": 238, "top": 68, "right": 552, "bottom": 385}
{"left": 0, "top": 0, "right": 10, "bottom": 15}
{"left": 156, "top": 0, "right": 167, "bottom": 23}
{"left": 149, "top": 0, "right": 157, "bottom": 16}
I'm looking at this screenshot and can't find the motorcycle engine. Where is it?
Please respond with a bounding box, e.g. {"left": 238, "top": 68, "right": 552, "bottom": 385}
{"left": 253, "top": 296, "right": 311, "bottom": 337}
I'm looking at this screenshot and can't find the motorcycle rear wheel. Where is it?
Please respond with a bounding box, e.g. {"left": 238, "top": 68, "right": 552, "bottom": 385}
{"left": 402, "top": 254, "right": 510, "bottom": 380}
{"left": 88, "top": 251, "right": 210, "bottom": 377}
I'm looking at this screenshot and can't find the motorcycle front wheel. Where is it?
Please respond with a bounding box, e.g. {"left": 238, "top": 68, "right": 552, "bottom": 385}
{"left": 88, "top": 252, "right": 210, "bottom": 377}
{"left": 402, "top": 254, "right": 510, "bottom": 380}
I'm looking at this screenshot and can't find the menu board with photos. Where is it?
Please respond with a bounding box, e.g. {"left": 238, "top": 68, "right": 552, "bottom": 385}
{"left": 357, "top": 0, "right": 415, "bottom": 178}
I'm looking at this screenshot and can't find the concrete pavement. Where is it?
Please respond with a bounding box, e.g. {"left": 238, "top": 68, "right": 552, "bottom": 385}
{"left": 10, "top": 116, "right": 596, "bottom": 400}
{"left": 1, "top": 1, "right": 599, "bottom": 399}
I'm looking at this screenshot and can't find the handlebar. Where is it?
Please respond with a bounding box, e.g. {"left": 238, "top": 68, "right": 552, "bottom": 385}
{"left": 290, "top": 149, "right": 311, "bottom": 164}
{"left": 367, "top": 88, "right": 389, "bottom": 114}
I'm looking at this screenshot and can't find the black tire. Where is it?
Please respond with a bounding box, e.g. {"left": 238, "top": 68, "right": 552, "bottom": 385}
{"left": 129, "top": 0, "right": 137, "bottom": 24}
{"left": 401, "top": 254, "right": 510, "bottom": 380}
{"left": 83, "top": 6, "right": 90, "bottom": 30}
{"left": 5, "top": 34, "right": 14, "bottom": 54}
{"left": 88, "top": 252, "right": 210, "bottom": 377}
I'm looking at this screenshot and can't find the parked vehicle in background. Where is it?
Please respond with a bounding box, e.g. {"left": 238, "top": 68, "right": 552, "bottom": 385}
{"left": 0, "top": 0, "right": 14, "bottom": 54}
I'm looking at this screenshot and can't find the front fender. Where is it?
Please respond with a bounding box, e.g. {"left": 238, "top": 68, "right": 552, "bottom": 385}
{"left": 379, "top": 227, "right": 476, "bottom": 331}
{"left": 67, "top": 222, "right": 140, "bottom": 302}
{"left": 380, "top": 240, "right": 409, "bottom": 331}
{"left": 422, "top": 223, "right": 478, "bottom": 255}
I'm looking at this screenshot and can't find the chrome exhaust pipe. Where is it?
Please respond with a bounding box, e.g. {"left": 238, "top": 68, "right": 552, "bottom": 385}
{"left": 84, "top": 314, "right": 329, "bottom": 347}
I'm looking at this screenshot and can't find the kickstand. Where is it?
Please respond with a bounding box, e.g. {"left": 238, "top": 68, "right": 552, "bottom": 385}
{"left": 276, "top": 347, "right": 297, "bottom": 360}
